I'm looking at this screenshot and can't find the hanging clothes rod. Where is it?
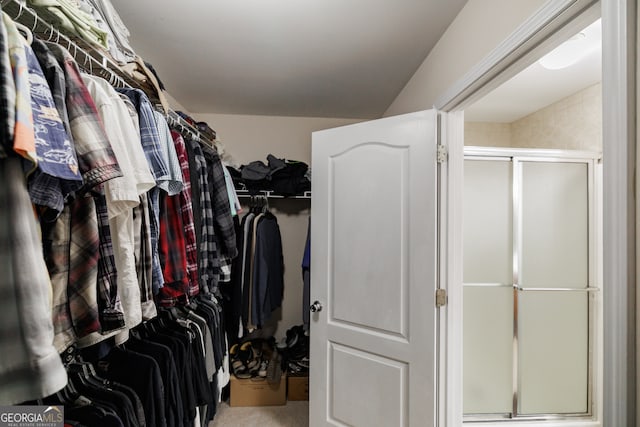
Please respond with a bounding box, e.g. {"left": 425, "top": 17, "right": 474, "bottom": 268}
{"left": 235, "top": 189, "right": 312, "bottom": 199}
{"left": 0, "top": 0, "right": 216, "bottom": 150}
{"left": 166, "top": 110, "right": 216, "bottom": 150}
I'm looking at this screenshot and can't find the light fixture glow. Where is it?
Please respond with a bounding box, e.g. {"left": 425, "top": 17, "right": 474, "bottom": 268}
{"left": 539, "top": 26, "right": 599, "bottom": 70}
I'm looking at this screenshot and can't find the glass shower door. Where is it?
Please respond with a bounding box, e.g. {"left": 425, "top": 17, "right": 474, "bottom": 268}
{"left": 463, "top": 152, "right": 597, "bottom": 420}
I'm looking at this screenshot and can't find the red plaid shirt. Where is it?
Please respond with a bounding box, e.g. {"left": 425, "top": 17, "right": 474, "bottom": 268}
{"left": 157, "top": 131, "right": 199, "bottom": 304}
{"left": 158, "top": 191, "right": 188, "bottom": 297}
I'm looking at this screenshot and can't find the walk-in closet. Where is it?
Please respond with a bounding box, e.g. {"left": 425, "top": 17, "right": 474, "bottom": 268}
{"left": 0, "top": 1, "right": 321, "bottom": 424}
{"left": 0, "top": 1, "right": 636, "bottom": 427}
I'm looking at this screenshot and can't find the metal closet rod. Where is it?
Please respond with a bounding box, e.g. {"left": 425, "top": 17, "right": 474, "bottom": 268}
{"left": 235, "top": 189, "right": 312, "bottom": 199}
{"left": 166, "top": 110, "right": 216, "bottom": 150}
{"left": 1, "top": 0, "right": 215, "bottom": 149}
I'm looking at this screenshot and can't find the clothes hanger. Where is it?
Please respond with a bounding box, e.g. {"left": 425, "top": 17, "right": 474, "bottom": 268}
{"left": 55, "top": 383, "right": 78, "bottom": 404}
{"left": 30, "top": 12, "right": 38, "bottom": 33}
{"left": 82, "top": 51, "right": 92, "bottom": 75}
{"left": 15, "top": 0, "right": 24, "bottom": 19}
{"left": 187, "top": 296, "right": 199, "bottom": 310}
{"left": 67, "top": 355, "right": 108, "bottom": 391}
{"left": 14, "top": 21, "right": 33, "bottom": 44}
{"left": 46, "top": 25, "right": 56, "bottom": 41}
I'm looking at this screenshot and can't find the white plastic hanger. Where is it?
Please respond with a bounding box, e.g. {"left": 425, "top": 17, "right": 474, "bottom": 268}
{"left": 14, "top": 21, "right": 33, "bottom": 44}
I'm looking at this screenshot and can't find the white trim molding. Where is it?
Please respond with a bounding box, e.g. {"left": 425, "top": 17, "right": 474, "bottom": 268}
{"left": 602, "top": 0, "right": 637, "bottom": 426}
{"left": 435, "top": 0, "right": 600, "bottom": 112}
{"left": 438, "top": 110, "right": 465, "bottom": 427}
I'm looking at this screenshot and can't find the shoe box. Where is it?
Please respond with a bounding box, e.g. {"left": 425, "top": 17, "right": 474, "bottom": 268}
{"left": 287, "top": 373, "right": 309, "bottom": 401}
{"left": 229, "top": 373, "right": 287, "bottom": 407}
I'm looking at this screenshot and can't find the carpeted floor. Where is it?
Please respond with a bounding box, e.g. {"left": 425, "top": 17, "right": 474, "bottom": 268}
{"left": 209, "top": 401, "right": 309, "bottom": 427}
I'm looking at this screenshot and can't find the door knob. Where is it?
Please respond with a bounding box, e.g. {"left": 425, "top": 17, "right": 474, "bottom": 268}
{"left": 310, "top": 301, "right": 323, "bottom": 313}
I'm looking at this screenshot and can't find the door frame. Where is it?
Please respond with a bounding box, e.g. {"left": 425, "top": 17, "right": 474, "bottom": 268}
{"left": 433, "top": 0, "right": 636, "bottom": 426}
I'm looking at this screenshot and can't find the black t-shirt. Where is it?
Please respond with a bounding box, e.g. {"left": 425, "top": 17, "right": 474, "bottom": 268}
{"left": 99, "top": 348, "right": 167, "bottom": 427}
{"left": 66, "top": 404, "right": 125, "bottom": 427}
{"left": 143, "top": 326, "right": 196, "bottom": 427}
{"left": 127, "top": 337, "right": 183, "bottom": 427}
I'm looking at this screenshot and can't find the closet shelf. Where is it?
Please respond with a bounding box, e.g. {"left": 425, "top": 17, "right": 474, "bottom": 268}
{"left": 235, "top": 190, "right": 311, "bottom": 199}
{"left": 1, "top": 0, "right": 215, "bottom": 149}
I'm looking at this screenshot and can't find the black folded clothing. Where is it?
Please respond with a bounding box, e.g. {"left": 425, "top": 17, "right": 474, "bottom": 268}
{"left": 270, "top": 160, "right": 310, "bottom": 197}
{"left": 236, "top": 155, "right": 310, "bottom": 196}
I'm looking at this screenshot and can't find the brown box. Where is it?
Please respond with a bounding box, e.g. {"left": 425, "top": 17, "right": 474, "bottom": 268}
{"left": 287, "top": 374, "right": 309, "bottom": 401}
{"left": 229, "top": 374, "right": 287, "bottom": 407}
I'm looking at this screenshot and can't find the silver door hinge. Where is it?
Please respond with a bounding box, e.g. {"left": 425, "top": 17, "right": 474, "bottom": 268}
{"left": 437, "top": 145, "right": 447, "bottom": 163}
{"left": 436, "top": 289, "right": 447, "bottom": 308}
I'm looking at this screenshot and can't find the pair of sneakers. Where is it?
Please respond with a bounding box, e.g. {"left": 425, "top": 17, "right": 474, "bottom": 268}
{"left": 279, "top": 325, "right": 309, "bottom": 374}
{"left": 230, "top": 341, "right": 267, "bottom": 379}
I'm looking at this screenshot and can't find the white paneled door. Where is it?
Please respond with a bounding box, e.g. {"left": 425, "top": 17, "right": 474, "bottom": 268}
{"left": 310, "top": 111, "right": 440, "bottom": 427}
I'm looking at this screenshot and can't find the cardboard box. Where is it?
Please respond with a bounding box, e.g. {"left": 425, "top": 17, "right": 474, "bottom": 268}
{"left": 287, "top": 374, "right": 309, "bottom": 401}
{"left": 230, "top": 374, "right": 287, "bottom": 407}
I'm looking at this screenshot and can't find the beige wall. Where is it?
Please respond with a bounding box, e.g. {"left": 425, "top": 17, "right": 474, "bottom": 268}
{"left": 165, "top": 92, "right": 189, "bottom": 112}
{"left": 385, "top": 0, "right": 547, "bottom": 117}
{"left": 465, "top": 83, "right": 602, "bottom": 151}
{"left": 464, "top": 122, "right": 512, "bottom": 147}
{"left": 191, "top": 113, "right": 360, "bottom": 166}
{"left": 191, "top": 113, "right": 361, "bottom": 340}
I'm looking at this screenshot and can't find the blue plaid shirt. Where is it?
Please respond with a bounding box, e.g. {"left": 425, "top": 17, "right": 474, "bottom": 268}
{"left": 118, "top": 88, "right": 178, "bottom": 294}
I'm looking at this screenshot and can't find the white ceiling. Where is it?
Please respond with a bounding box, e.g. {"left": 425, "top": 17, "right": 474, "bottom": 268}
{"left": 464, "top": 19, "right": 602, "bottom": 123}
{"left": 110, "top": 0, "right": 467, "bottom": 119}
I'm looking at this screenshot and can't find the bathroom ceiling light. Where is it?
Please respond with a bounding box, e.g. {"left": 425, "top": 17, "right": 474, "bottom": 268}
{"left": 539, "top": 31, "right": 598, "bottom": 70}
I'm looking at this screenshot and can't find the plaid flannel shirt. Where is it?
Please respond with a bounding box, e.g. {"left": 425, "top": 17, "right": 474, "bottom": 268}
{"left": 187, "top": 138, "right": 217, "bottom": 292}
{"left": 118, "top": 88, "right": 180, "bottom": 295}
{"left": 41, "top": 44, "right": 122, "bottom": 349}
{"left": 218, "top": 256, "right": 232, "bottom": 283}
{"left": 46, "top": 43, "right": 122, "bottom": 191}
{"left": 172, "top": 131, "right": 199, "bottom": 294}
{"left": 133, "top": 194, "right": 157, "bottom": 319}
{"left": 158, "top": 190, "right": 188, "bottom": 295}
{"left": 43, "top": 194, "right": 100, "bottom": 351}
{"left": 202, "top": 145, "right": 237, "bottom": 260}
{"left": 157, "top": 131, "right": 199, "bottom": 305}
{"left": 94, "top": 194, "right": 125, "bottom": 333}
